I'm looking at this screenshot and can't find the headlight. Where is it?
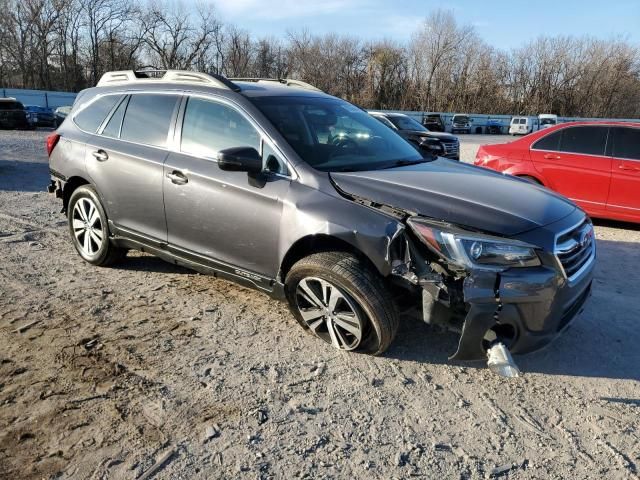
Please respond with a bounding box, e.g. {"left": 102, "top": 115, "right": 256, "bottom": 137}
{"left": 407, "top": 218, "right": 541, "bottom": 271}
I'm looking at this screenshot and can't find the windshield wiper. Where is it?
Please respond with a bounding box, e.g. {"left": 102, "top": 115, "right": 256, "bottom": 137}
{"left": 380, "top": 158, "right": 433, "bottom": 169}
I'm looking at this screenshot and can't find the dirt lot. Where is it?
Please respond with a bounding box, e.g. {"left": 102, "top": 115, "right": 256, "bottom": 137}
{"left": 0, "top": 130, "right": 638, "bottom": 479}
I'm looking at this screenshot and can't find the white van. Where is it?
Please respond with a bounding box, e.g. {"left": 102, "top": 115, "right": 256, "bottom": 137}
{"left": 538, "top": 114, "right": 558, "bottom": 129}
{"left": 509, "top": 117, "right": 533, "bottom": 135}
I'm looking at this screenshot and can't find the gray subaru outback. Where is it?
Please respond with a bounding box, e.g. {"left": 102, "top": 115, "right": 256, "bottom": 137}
{"left": 47, "top": 70, "right": 595, "bottom": 374}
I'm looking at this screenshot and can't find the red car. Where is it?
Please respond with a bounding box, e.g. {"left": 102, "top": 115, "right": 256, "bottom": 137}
{"left": 475, "top": 121, "right": 640, "bottom": 223}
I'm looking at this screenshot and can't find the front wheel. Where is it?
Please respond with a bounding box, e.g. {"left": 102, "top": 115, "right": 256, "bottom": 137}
{"left": 67, "top": 185, "right": 125, "bottom": 266}
{"left": 285, "top": 252, "right": 399, "bottom": 355}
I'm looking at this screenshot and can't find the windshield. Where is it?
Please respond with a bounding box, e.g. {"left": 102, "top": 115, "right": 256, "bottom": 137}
{"left": 388, "top": 115, "right": 428, "bottom": 132}
{"left": 250, "top": 96, "right": 424, "bottom": 172}
{"left": 0, "top": 101, "right": 23, "bottom": 110}
{"left": 540, "top": 118, "right": 556, "bottom": 125}
{"left": 453, "top": 115, "right": 469, "bottom": 123}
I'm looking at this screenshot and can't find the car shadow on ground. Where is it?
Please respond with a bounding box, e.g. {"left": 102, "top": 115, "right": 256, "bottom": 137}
{"left": 386, "top": 238, "right": 640, "bottom": 382}
{"left": 593, "top": 217, "right": 640, "bottom": 232}
{"left": 0, "top": 160, "right": 49, "bottom": 193}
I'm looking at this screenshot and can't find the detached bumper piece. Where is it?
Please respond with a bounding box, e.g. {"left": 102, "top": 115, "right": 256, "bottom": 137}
{"left": 449, "top": 264, "right": 593, "bottom": 362}
{"left": 486, "top": 342, "right": 520, "bottom": 378}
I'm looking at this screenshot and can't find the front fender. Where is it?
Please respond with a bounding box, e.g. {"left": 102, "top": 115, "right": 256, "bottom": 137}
{"left": 278, "top": 181, "right": 404, "bottom": 278}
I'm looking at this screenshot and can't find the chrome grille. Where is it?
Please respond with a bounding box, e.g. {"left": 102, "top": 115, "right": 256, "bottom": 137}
{"left": 555, "top": 219, "right": 595, "bottom": 280}
{"left": 442, "top": 141, "right": 459, "bottom": 156}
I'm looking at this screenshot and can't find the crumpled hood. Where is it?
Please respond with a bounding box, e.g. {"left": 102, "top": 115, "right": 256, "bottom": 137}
{"left": 330, "top": 158, "right": 577, "bottom": 236}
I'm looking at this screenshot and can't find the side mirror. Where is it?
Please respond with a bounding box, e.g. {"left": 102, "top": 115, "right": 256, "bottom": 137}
{"left": 218, "top": 146, "right": 262, "bottom": 174}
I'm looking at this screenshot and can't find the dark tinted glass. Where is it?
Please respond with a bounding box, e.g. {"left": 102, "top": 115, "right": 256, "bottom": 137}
{"left": 101, "top": 96, "right": 128, "bottom": 138}
{"left": 75, "top": 95, "right": 122, "bottom": 133}
{"left": 0, "top": 101, "right": 23, "bottom": 110}
{"left": 610, "top": 127, "right": 640, "bottom": 160}
{"left": 121, "top": 94, "right": 178, "bottom": 147}
{"left": 559, "top": 126, "right": 607, "bottom": 155}
{"left": 533, "top": 130, "right": 562, "bottom": 151}
{"left": 181, "top": 97, "right": 260, "bottom": 157}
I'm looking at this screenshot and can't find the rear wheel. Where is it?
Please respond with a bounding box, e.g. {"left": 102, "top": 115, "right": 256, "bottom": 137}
{"left": 285, "top": 251, "right": 399, "bottom": 355}
{"left": 68, "top": 185, "right": 125, "bottom": 266}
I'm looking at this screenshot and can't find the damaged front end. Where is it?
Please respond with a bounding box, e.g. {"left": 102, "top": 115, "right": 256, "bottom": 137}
{"left": 386, "top": 215, "right": 592, "bottom": 375}
{"left": 332, "top": 184, "right": 594, "bottom": 374}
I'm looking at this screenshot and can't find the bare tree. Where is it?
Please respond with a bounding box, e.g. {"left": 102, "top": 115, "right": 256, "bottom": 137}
{"left": 83, "top": 0, "right": 135, "bottom": 84}
{"left": 141, "top": 1, "right": 220, "bottom": 70}
{"left": 0, "top": 2, "right": 638, "bottom": 119}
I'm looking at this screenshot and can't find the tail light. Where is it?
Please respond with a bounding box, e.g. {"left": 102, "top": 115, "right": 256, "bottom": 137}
{"left": 46, "top": 133, "right": 60, "bottom": 157}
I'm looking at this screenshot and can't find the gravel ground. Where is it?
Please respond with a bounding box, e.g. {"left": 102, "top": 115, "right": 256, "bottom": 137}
{"left": 0, "top": 129, "right": 638, "bottom": 480}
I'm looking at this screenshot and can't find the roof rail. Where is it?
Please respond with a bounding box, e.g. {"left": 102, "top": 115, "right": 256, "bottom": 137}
{"left": 96, "top": 70, "right": 241, "bottom": 91}
{"left": 229, "top": 78, "right": 323, "bottom": 92}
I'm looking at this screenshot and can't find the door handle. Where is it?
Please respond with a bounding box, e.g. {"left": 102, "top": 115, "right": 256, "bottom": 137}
{"left": 166, "top": 170, "right": 188, "bottom": 185}
{"left": 618, "top": 164, "right": 640, "bottom": 171}
{"left": 543, "top": 153, "right": 561, "bottom": 160}
{"left": 91, "top": 149, "right": 108, "bottom": 161}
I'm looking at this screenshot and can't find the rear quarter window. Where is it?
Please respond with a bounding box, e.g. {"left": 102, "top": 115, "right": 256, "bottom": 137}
{"left": 74, "top": 95, "right": 122, "bottom": 133}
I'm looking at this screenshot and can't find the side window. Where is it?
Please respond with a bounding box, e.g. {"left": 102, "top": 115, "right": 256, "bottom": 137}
{"left": 533, "top": 130, "right": 562, "bottom": 151}
{"left": 610, "top": 127, "right": 640, "bottom": 160}
{"left": 100, "top": 96, "right": 128, "bottom": 138}
{"left": 181, "top": 97, "right": 260, "bottom": 157}
{"left": 74, "top": 95, "right": 122, "bottom": 133}
{"left": 262, "top": 141, "right": 288, "bottom": 176}
{"left": 120, "top": 94, "right": 179, "bottom": 148}
{"left": 559, "top": 126, "right": 608, "bottom": 156}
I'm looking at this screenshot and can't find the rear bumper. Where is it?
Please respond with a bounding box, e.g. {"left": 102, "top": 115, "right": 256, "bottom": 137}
{"left": 449, "top": 256, "right": 595, "bottom": 361}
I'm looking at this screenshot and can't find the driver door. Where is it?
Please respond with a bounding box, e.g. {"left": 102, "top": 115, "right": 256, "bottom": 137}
{"left": 163, "top": 96, "right": 291, "bottom": 279}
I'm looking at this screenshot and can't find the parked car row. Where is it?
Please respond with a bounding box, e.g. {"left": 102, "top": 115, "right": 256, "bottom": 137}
{"left": 413, "top": 112, "right": 560, "bottom": 135}
{"left": 509, "top": 114, "right": 558, "bottom": 135}
{"left": 46, "top": 69, "right": 596, "bottom": 375}
{"left": 476, "top": 121, "right": 640, "bottom": 224}
{"left": 0, "top": 97, "right": 71, "bottom": 129}
{"left": 369, "top": 111, "right": 460, "bottom": 160}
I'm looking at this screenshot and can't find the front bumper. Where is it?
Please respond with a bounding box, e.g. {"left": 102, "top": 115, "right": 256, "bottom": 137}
{"left": 449, "top": 257, "right": 594, "bottom": 361}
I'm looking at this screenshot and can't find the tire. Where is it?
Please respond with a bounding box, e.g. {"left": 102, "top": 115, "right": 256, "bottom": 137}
{"left": 519, "top": 175, "right": 542, "bottom": 185}
{"left": 285, "top": 251, "right": 399, "bottom": 355}
{"left": 67, "top": 185, "right": 125, "bottom": 266}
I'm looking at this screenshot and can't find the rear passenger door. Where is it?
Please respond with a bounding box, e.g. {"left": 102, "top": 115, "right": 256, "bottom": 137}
{"left": 606, "top": 126, "right": 640, "bottom": 218}
{"left": 83, "top": 93, "right": 180, "bottom": 242}
{"left": 163, "top": 95, "right": 291, "bottom": 280}
{"left": 529, "top": 126, "right": 611, "bottom": 214}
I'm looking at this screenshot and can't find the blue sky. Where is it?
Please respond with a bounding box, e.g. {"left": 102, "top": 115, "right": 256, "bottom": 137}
{"left": 214, "top": 0, "right": 640, "bottom": 48}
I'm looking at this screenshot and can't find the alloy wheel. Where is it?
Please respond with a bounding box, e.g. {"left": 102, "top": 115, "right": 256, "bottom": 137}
{"left": 295, "top": 277, "right": 364, "bottom": 351}
{"left": 72, "top": 197, "right": 104, "bottom": 256}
